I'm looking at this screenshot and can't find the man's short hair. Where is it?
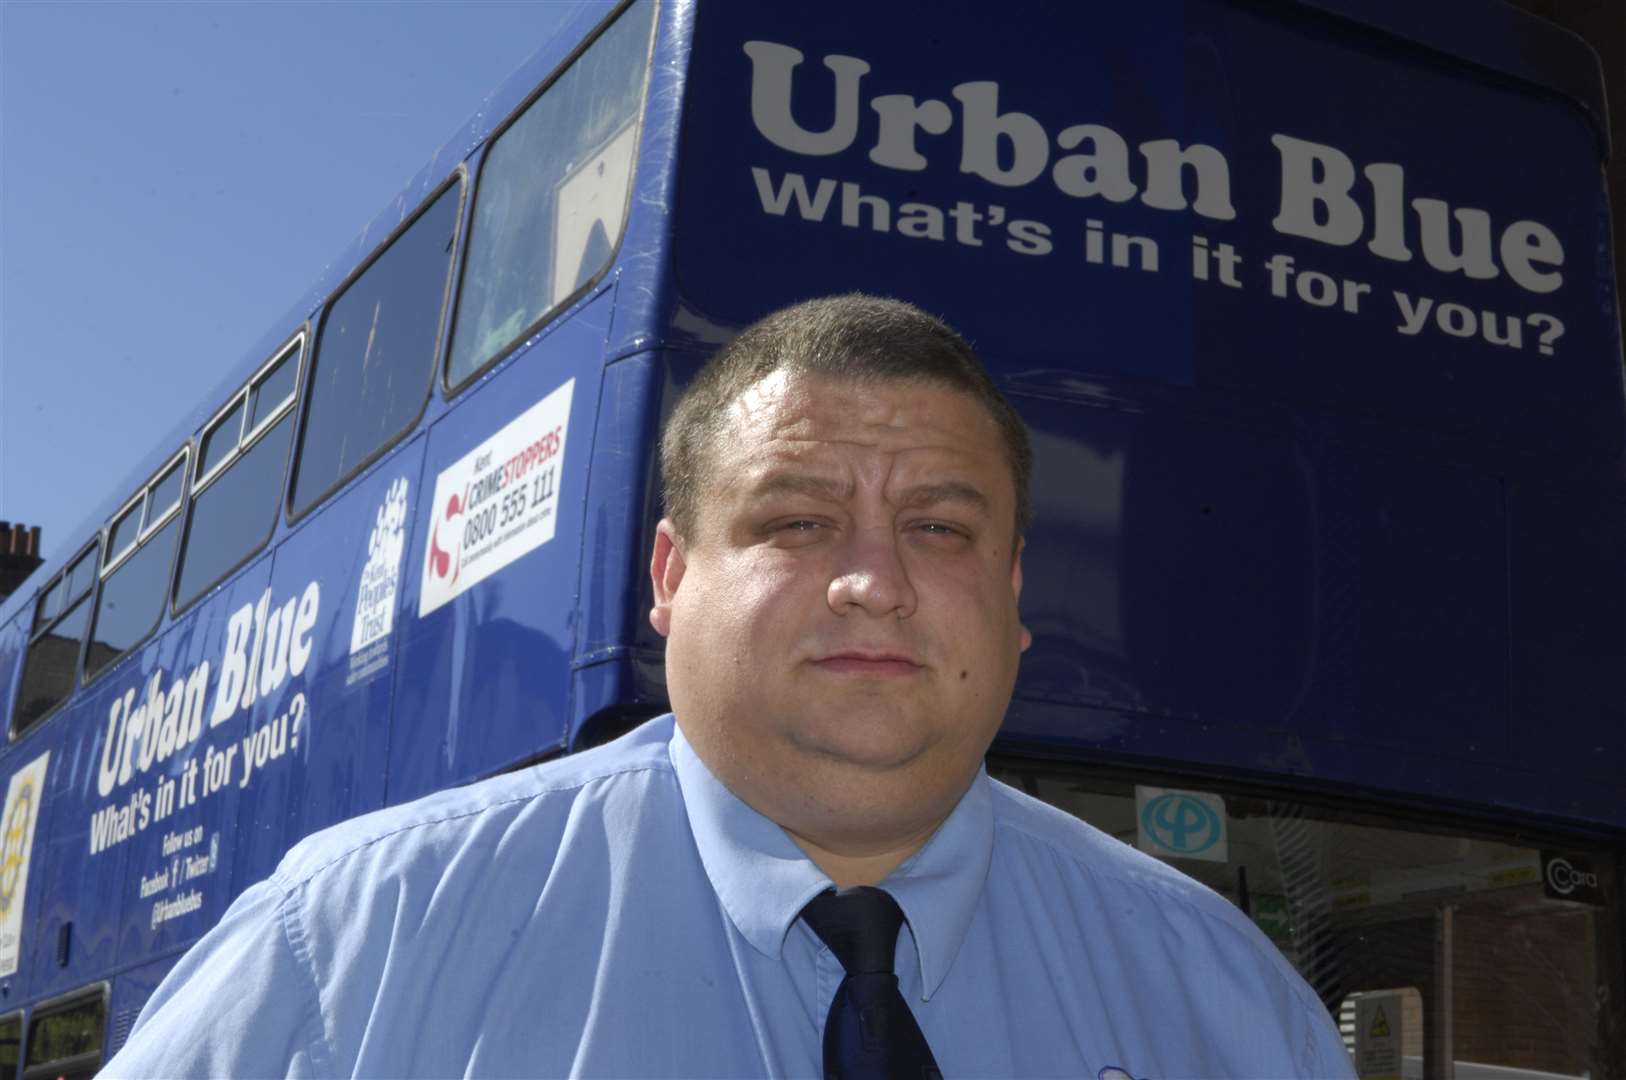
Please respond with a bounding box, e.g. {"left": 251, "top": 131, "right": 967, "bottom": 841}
{"left": 660, "top": 294, "right": 1032, "bottom": 542}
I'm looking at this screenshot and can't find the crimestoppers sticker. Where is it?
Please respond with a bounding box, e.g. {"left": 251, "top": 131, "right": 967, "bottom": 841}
{"left": 420, "top": 379, "right": 574, "bottom": 617}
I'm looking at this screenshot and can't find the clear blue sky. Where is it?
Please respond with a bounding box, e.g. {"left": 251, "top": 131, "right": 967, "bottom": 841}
{"left": 1, "top": 0, "right": 589, "bottom": 566}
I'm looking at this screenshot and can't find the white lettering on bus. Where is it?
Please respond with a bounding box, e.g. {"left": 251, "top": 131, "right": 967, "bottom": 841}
{"left": 743, "top": 40, "right": 1564, "bottom": 294}
{"left": 97, "top": 580, "right": 319, "bottom": 800}
{"left": 212, "top": 581, "right": 319, "bottom": 728}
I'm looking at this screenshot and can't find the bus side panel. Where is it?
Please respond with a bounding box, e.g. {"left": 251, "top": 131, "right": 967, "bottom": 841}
{"left": 227, "top": 449, "right": 421, "bottom": 898}
{"left": 388, "top": 288, "right": 614, "bottom": 803}
{"left": 1509, "top": 487, "right": 1626, "bottom": 794}
{"left": 1016, "top": 392, "right": 1315, "bottom": 726}
{"left": 106, "top": 563, "right": 271, "bottom": 975}
{"left": 1293, "top": 447, "right": 1508, "bottom": 755}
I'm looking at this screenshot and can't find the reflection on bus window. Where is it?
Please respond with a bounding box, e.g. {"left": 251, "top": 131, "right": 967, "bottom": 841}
{"left": 22, "top": 992, "right": 104, "bottom": 1080}
{"left": 446, "top": 0, "right": 657, "bottom": 388}
{"left": 13, "top": 543, "right": 99, "bottom": 733}
{"left": 990, "top": 763, "right": 1623, "bottom": 1079}
{"left": 291, "top": 182, "right": 462, "bottom": 515}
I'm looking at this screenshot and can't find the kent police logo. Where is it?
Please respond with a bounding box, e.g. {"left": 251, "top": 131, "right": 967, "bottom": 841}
{"left": 1140, "top": 793, "right": 1222, "bottom": 857}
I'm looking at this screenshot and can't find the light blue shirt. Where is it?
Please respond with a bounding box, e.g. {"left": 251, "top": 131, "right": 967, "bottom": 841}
{"left": 103, "top": 715, "right": 1353, "bottom": 1078}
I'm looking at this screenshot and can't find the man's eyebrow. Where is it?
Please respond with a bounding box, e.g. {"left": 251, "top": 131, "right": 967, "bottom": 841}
{"left": 897, "top": 481, "right": 991, "bottom": 515}
{"left": 747, "top": 472, "right": 854, "bottom": 502}
{"left": 744, "top": 474, "right": 991, "bottom": 516}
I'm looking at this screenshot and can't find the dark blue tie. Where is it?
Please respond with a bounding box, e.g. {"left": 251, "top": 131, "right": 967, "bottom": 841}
{"left": 799, "top": 886, "right": 943, "bottom": 1080}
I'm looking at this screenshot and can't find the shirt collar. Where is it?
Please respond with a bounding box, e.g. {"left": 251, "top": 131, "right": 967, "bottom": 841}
{"left": 667, "top": 717, "right": 994, "bottom": 1001}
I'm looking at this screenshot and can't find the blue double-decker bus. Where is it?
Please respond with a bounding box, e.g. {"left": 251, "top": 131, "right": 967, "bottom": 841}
{"left": 0, "top": 2, "right": 1620, "bottom": 1076}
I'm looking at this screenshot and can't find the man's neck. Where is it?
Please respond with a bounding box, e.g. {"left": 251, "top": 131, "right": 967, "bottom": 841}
{"left": 783, "top": 822, "right": 939, "bottom": 888}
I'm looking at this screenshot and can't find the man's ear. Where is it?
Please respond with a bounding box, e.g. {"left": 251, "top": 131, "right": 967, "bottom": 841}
{"left": 1012, "top": 537, "right": 1032, "bottom": 653}
{"left": 649, "top": 519, "right": 687, "bottom": 638}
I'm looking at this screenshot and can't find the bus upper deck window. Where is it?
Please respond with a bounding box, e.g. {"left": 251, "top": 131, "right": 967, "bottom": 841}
{"left": 86, "top": 449, "right": 189, "bottom": 682}
{"left": 146, "top": 456, "right": 185, "bottom": 524}
{"left": 445, "top": 0, "right": 658, "bottom": 389}
{"left": 12, "top": 540, "right": 99, "bottom": 735}
{"left": 174, "top": 336, "right": 303, "bottom": 611}
{"left": 289, "top": 180, "right": 462, "bottom": 516}
{"left": 105, "top": 501, "right": 141, "bottom": 568}
{"left": 249, "top": 347, "right": 297, "bottom": 432}
{"left": 199, "top": 393, "right": 246, "bottom": 482}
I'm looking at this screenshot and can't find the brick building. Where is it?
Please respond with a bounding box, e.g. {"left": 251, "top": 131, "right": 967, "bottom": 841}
{"left": 0, "top": 522, "right": 43, "bottom": 604}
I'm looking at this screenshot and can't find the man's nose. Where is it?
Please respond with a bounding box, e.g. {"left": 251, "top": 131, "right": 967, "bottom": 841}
{"left": 827, "top": 527, "right": 917, "bottom": 618}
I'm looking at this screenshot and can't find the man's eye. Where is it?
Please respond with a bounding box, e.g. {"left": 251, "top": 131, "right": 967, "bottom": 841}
{"left": 913, "top": 521, "right": 966, "bottom": 539}
{"left": 783, "top": 520, "right": 821, "bottom": 531}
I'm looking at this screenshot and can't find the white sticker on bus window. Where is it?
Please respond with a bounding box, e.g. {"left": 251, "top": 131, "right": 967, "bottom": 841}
{"left": 1135, "top": 785, "right": 1229, "bottom": 863}
{"left": 420, "top": 379, "right": 574, "bottom": 617}
{"left": 552, "top": 121, "right": 637, "bottom": 309}
{"left": 0, "top": 750, "right": 50, "bottom": 977}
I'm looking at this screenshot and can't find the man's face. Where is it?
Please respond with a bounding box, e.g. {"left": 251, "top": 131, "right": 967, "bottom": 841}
{"left": 650, "top": 370, "right": 1030, "bottom": 850}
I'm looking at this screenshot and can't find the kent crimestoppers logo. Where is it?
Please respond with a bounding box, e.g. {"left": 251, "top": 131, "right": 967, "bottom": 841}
{"left": 427, "top": 488, "right": 468, "bottom": 586}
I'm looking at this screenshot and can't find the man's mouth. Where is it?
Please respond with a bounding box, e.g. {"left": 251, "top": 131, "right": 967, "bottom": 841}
{"left": 811, "top": 651, "right": 925, "bottom": 677}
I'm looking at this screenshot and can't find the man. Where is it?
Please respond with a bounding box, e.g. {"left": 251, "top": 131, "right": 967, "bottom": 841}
{"left": 105, "top": 295, "right": 1352, "bottom": 1078}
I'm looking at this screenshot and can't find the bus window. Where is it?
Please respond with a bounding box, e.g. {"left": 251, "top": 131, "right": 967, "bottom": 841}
{"left": 145, "top": 455, "right": 184, "bottom": 523}
{"left": 104, "top": 502, "right": 140, "bottom": 570}
{"left": 289, "top": 180, "right": 463, "bottom": 517}
{"left": 12, "top": 542, "right": 99, "bottom": 735}
{"left": 85, "top": 449, "right": 189, "bottom": 681}
{"left": 247, "top": 345, "right": 297, "bottom": 433}
{"left": 445, "top": 0, "right": 658, "bottom": 389}
{"left": 991, "top": 762, "right": 1623, "bottom": 1078}
{"left": 0, "top": 1012, "right": 19, "bottom": 1080}
{"left": 173, "top": 337, "right": 303, "bottom": 612}
{"left": 21, "top": 992, "right": 104, "bottom": 1080}
{"left": 197, "top": 392, "right": 246, "bottom": 484}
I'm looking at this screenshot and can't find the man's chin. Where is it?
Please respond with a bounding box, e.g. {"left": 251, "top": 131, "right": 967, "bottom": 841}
{"left": 783, "top": 714, "right": 938, "bottom": 773}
